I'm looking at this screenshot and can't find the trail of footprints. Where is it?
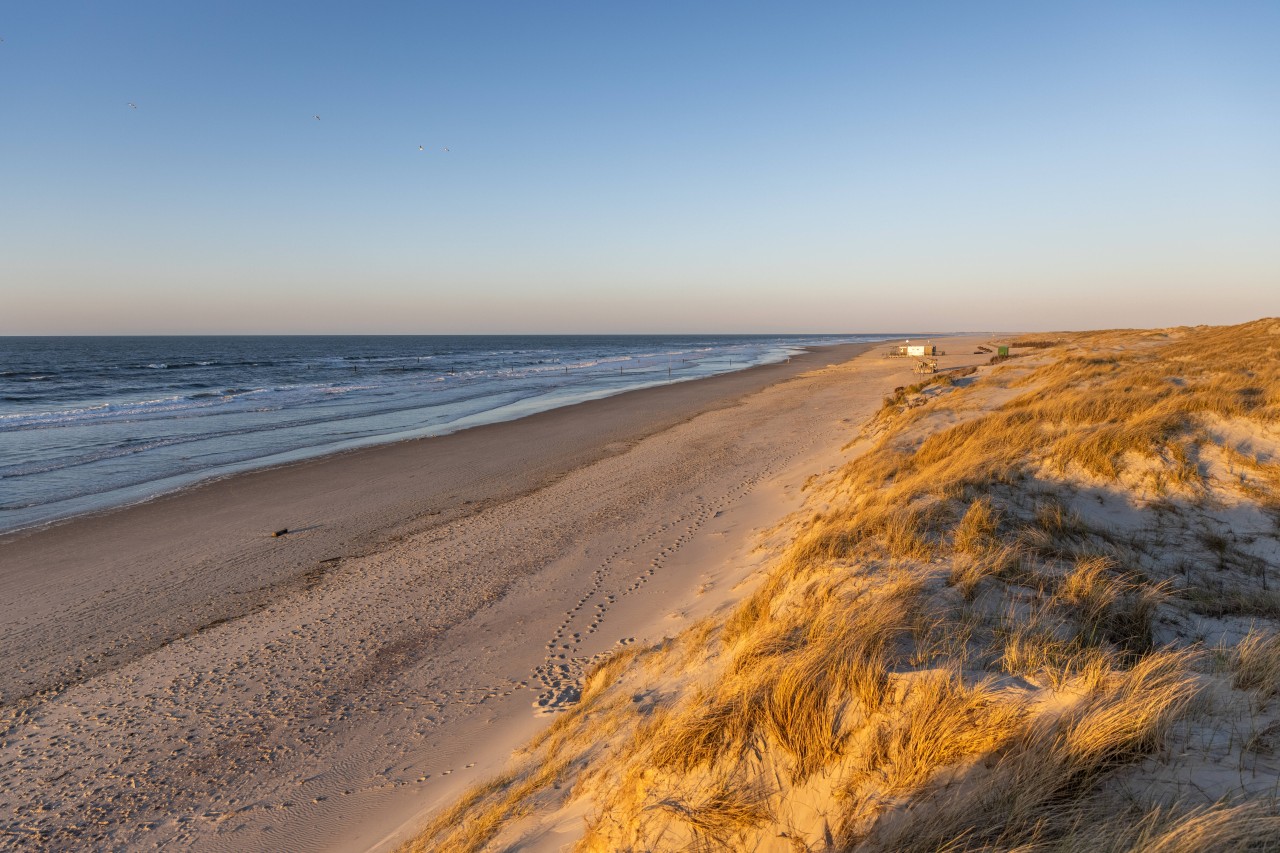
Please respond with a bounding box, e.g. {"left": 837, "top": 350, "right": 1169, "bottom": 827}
{"left": 1, "top": 402, "right": 838, "bottom": 847}
{"left": 531, "top": 458, "right": 798, "bottom": 713}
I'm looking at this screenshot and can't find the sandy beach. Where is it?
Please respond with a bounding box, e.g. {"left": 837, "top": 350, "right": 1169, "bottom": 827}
{"left": 1, "top": 339, "right": 978, "bottom": 851}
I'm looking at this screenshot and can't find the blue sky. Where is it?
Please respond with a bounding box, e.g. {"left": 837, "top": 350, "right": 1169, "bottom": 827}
{"left": 2, "top": 1, "right": 1277, "bottom": 333}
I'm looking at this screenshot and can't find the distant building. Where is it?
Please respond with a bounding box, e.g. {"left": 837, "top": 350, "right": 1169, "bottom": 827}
{"left": 889, "top": 341, "right": 937, "bottom": 358}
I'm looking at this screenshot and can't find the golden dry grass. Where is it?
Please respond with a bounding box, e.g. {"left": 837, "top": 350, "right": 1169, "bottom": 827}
{"left": 849, "top": 651, "right": 1202, "bottom": 850}
{"left": 1001, "top": 801, "right": 1280, "bottom": 852}
{"left": 398, "top": 319, "right": 1280, "bottom": 852}
{"left": 949, "top": 544, "right": 1025, "bottom": 600}
{"left": 842, "top": 668, "right": 1027, "bottom": 804}
{"left": 953, "top": 496, "right": 1001, "bottom": 554}
{"left": 1232, "top": 628, "right": 1280, "bottom": 699}
{"left": 652, "top": 771, "right": 774, "bottom": 850}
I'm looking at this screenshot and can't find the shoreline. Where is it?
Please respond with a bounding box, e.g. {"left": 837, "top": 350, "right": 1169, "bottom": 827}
{"left": 0, "top": 337, "right": 985, "bottom": 852}
{"left": 1, "top": 336, "right": 900, "bottom": 539}
{"left": 0, "top": 341, "right": 874, "bottom": 540}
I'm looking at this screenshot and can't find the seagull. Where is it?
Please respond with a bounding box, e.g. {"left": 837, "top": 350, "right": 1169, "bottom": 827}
{"left": 442, "top": 147, "right": 449, "bottom": 152}
{"left": 127, "top": 102, "right": 137, "bottom": 109}
{"left": 313, "top": 115, "right": 321, "bottom": 121}
{"left": 418, "top": 145, "right": 424, "bottom": 151}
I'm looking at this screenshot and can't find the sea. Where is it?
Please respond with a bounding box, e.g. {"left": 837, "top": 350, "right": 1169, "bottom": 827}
{"left": 0, "top": 334, "right": 890, "bottom": 534}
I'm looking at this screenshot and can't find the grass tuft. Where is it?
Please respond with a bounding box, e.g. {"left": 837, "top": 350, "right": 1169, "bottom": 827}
{"left": 1232, "top": 629, "right": 1280, "bottom": 699}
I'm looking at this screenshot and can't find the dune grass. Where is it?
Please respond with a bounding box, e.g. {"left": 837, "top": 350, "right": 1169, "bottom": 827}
{"left": 1232, "top": 629, "right": 1280, "bottom": 699}
{"left": 398, "top": 319, "right": 1280, "bottom": 852}
{"left": 852, "top": 651, "right": 1202, "bottom": 851}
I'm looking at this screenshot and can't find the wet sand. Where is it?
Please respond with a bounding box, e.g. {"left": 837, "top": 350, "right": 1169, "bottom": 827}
{"left": 0, "top": 340, "right": 949, "bottom": 851}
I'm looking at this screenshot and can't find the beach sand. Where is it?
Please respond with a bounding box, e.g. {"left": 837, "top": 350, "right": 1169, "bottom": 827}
{"left": 0, "top": 339, "right": 980, "bottom": 851}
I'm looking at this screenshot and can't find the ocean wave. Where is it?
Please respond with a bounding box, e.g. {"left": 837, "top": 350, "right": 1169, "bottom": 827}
{"left": 0, "top": 389, "right": 274, "bottom": 429}
{"left": 0, "top": 435, "right": 196, "bottom": 478}
{"left": 0, "top": 377, "right": 439, "bottom": 430}
{"left": 141, "top": 360, "right": 224, "bottom": 370}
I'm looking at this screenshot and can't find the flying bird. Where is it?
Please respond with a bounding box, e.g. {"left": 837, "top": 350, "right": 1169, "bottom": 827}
{"left": 442, "top": 147, "right": 449, "bottom": 152}
{"left": 127, "top": 102, "right": 137, "bottom": 109}
{"left": 418, "top": 145, "right": 424, "bottom": 151}
{"left": 313, "top": 115, "right": 321, "bottom": 121}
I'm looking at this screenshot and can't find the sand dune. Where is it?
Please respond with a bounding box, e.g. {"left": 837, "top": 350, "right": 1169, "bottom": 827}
{"left": 398, "top": 321, "right": 1280, "bottom": 852}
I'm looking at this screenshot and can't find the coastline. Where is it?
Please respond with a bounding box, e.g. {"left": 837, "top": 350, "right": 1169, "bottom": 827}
{"left": 0, "top": 338, "right": 979, "bottom": 851}
{"left": 0, "top": 344, "right": 846, "bottom": 535}
{"left": 0, "top": 335, "right": 870, "bottom": 535}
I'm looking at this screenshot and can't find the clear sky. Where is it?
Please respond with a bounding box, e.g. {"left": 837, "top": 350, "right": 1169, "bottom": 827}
{"left": 2, "top": 1, "right": 1277, "bottom": 334}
